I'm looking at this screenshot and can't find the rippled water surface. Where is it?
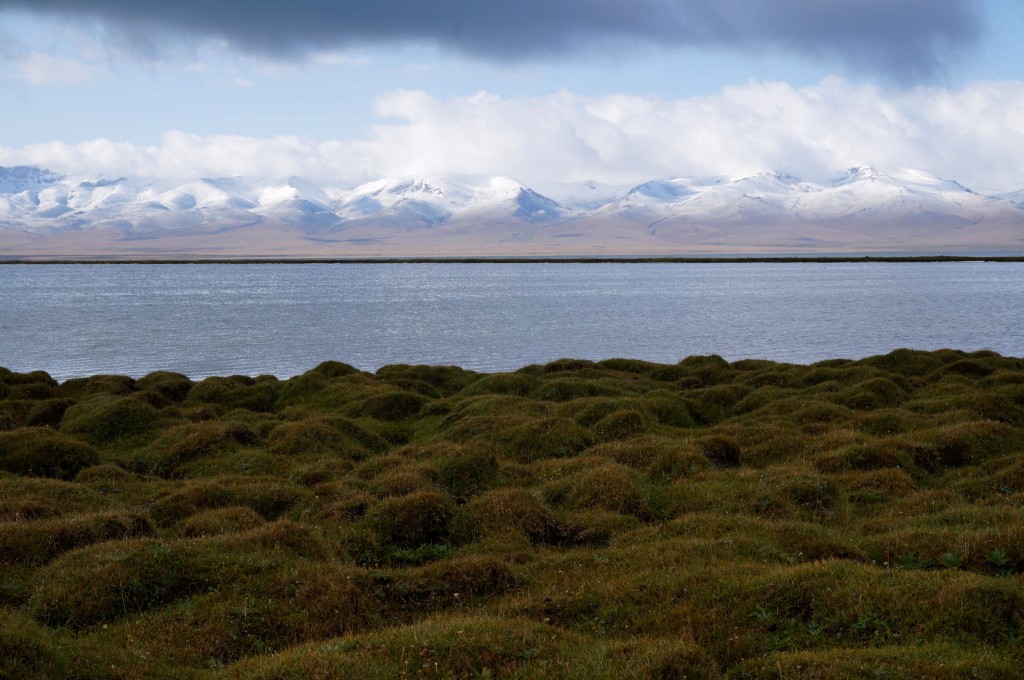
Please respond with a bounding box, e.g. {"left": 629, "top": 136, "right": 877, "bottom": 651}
{"left": 2, "top": 262, "right": 1022, "bottom": 380}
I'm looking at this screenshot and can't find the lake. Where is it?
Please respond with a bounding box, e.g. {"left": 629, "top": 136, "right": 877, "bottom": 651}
{"left": 1, "top": 262, "right": 1022, "bottom": 381}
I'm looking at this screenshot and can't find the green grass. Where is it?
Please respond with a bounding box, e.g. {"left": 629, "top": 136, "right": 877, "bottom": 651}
{"left": 1, "top": 348, "right": 1023, "bottom": 678}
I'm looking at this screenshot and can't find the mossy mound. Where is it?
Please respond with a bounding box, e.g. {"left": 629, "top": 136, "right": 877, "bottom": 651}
{"left": 0, "top": 428, "right": 99, "bottom": 479}
{"left": 699, "top": 433, "right": 743, "bottom": 467}
{"left": 186, "top": 375, "right": 280, "bottom": 412}
{"left": 735, "top": 643, "right": 1021, "bottom": 680}
{"left": 265, "top": 417, "right": 383, "bottom": 459}
{"left": 0, "top": 477, "right": 105, "bottom": 522}
{"left": 542, "top": 462, "right": 648, "bottom": 517}
{"left": 135, "top": 370, "right": 194, "bottom": 402}
{"left": 532, "top": 376, "right": 629, "bottom": 402}
{"left": 469, "top": 488, "right": 563, "bottom": 544}
{"left": 60, "top": 395, "right": 163, "bottom": 444}
{"left": 345, "top": 388, "right": 427, "bottom": 421}
{"left": 376, "top": 363, "right": 478, "bottom": 397}
{"left": 430, "top": 443, "right": 500, "bottom": 497}
{"left": 844, "top": 376, "right": 909, "bottom": 410}
{"left": 125, "top": 419, "right": 258, "bottom": 475}
{"left": 225, "top": 614, "right": 719, "bottom": 680}
{"left": 367, "top": 490, "right": 463, "bottom": 549}
{"left": 174, "top": 506, "right": 266, "bottom": 538}
{"left": 444, "top": 393, "right": 551, "bottom": 422}
{"left": 494, "top": 417, "right": 594, "bottom": 462}
{"left": 30, "top": 539, "right": 214, "bottom": 627}
{"left": 456, "top": 372, "right": 536, "bottom": 397}
{"left": 2, "top": 349, "right": 1024, "bottom": 676}
{"left": 24, "top": 398, "right": 77, "bottom": 428}
{"left": 0, "top": 608, "right": 108, "bottom": 680}
{"left": 5, "top": 382, "right": 57, "bottom": 401}
{"left": 365, "top": 465, "right": 440, "bottom": 498}
{"left": 58, "top": 374, "right": 136, "bottom": 399}
{"left": 149, "top": 476, "right": 313, "bottom": 527}
{"left": 0, "top": 511, "right": 153, "bottom": 565}
{"left": 73, "top": 463, "right": 132, "bottom": 484}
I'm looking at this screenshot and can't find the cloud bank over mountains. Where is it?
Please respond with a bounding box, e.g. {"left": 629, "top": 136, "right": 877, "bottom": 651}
{"left": 0, "top": 0, "right": 980, "bottom": 81}
{"left": 2, "top": 79, "right": 1023, "bottom": 193}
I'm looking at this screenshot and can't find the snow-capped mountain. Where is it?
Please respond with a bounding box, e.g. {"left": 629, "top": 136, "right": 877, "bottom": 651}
{"left": 332, "top": 175, "right": 566, "bottom": 226}
{"left": 0, "top": 166, "right": 63, "bottom": 194}
{"left": 788, "top": 167, "right": 995, "bottom": 226}
{"left": 532, "top": 180, "right": 635, "bottom": 212}
{"left": 614, "top": 172, "right": 812, "bottom": 228}
{"left": 1, "top": 165, "right": 1022, "bottom": 256}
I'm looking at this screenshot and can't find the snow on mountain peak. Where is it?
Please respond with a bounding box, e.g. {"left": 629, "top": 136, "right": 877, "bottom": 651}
{"left": 887, "top": 168, "right": 975, "bottom": 195}
{"left": 336, "top": 177, "right": 462, "bottom": 220}
{"left": 0, "top": 166, "right": 64, "bottom": 193}
{"left": 149, "top": 179, "right": 255, "bottom": 212}
{"left": 829, "top": 166, "right": 976, "bottom": 196}
{"left": 2, "top": 166, "right": 1022, "bottom": 253}
{"left": 728, "top": 171, "right": 810, "bottom": 195}
{"left": 620, "top": 177, "right": 723, "bottom": 207}
{"left": 334, "top": 175, "right": 544, "bottom": 220}
{"left": 510, "top": 187, "right": 564, "bottom": 222}
{"left": 531, "top": 180, "right": 633, "bottom": 212}
{"left": 831, "top": 166, "right": 887, "bottom": 186}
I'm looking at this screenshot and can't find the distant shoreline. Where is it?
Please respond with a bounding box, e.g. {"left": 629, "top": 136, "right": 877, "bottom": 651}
{"left": 2, "top": 255, "right": 1024, "bottom": 265}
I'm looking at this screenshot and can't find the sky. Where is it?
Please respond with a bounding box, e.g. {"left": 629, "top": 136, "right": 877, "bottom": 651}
{"left": 0, "top": 0, "right": 1023, "bottom": 192}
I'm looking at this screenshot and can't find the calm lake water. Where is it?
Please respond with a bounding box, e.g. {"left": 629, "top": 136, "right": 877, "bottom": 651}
{"left": 1, "top": 262, "right": 1022, "bottom": 381}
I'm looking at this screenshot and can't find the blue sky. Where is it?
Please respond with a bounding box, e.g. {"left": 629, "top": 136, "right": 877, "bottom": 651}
{"left": 1, "top": 1, "right": 1023, "bottom": 191}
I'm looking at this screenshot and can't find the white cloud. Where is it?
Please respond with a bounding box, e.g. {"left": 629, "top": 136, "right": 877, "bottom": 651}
{"left": 184, "top": 61, "right": 214, "bottom": 74}
{"left": 2, "top": 78, "right": 1024, "bottom": 192}
{"left": 310, "top": 51, "right": 371, "bottom": 67}
{"left": 14, "top": 51, "right": 98, "bottom": 85}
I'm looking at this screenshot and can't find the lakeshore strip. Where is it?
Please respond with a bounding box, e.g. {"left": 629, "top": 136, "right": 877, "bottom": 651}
{"left": 2, "top": 255, "right": 1024, "bottom": 265}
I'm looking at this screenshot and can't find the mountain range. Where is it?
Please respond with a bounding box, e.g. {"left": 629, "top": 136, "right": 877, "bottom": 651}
{"left": 1, "top": 165, "right": 1023, "bottom": 257}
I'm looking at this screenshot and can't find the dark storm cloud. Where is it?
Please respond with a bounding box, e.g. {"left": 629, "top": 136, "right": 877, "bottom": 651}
{"left": 0, "top": 0, "right": 982, "bottom": 82}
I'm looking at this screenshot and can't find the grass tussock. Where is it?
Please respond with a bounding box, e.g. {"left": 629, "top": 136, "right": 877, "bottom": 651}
{"left": 0, "top": 428, "right": 100, "bottom": 479}
{"left": 0, "top": 349, "right": 1022, "bottom": 677}
{"left": 148, "top": 476, "right": 313, "bottom": 527}
{"left": 174, "top": 506, "right": 266, "bottom": 538}
{"left": 60, "top": 395, "right": 163, "bottom": 444}
{"left": 430, "top": 442, "right": 500, "bottom": 497}
{"left": 366, "top": 490, "right": 463, "bottom": 549}
{"left": 29, "top": 538, "right": 214, "bottom": 628}
{"left": 0, "top": 511, "right": 153, "bottom": 566}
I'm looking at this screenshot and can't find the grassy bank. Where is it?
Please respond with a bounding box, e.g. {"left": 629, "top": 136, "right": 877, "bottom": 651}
{"left": 2, "top": 349, "right": 1023, "bottom": 678}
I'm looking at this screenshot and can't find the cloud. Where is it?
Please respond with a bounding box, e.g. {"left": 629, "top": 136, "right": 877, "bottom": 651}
{"left": 310, "top": 52, "right": 371, "bottom": 68}
{"left": 0, "top": 0, "right": 982, "bottom": 82}
{"left": 354, "top": 81, "right": 1024, "bottom": 191}
{"left": 2, "top": 79, "right": 1024, "bottom": 192}
{"left": 11, "top": 51, "right": 98, "bottom": 84}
